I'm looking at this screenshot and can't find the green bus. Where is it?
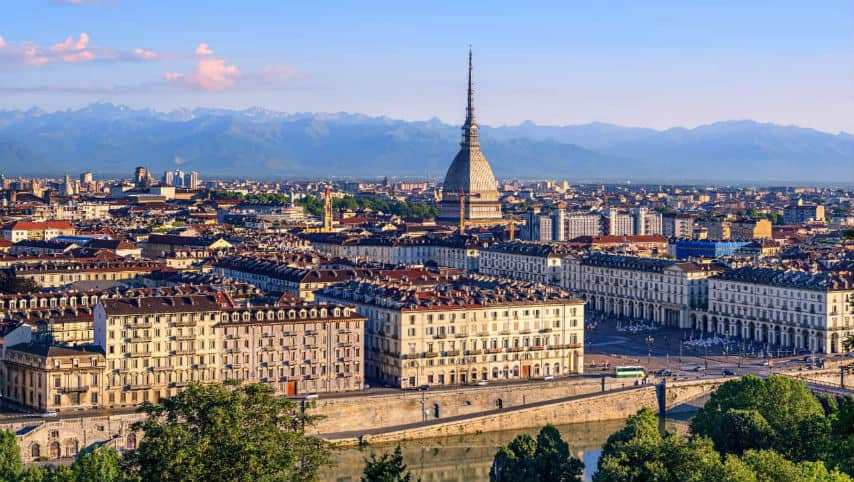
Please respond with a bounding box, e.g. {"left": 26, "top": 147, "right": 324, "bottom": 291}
{"left": 615, "top": 366, "right": 646, "bottom": 378}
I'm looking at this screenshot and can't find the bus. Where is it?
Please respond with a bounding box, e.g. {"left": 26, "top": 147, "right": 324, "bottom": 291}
{"left": 615, "top": 366, "right": 646, "bottom": 378}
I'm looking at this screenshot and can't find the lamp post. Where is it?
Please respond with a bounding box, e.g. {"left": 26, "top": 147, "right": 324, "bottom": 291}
{"left": 645, "top": 336, "right": 655, "bottom": 366}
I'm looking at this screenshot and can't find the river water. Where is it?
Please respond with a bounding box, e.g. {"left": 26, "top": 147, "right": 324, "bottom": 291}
{"left": 319, "top": 416, "right": 692, "bottom": 482}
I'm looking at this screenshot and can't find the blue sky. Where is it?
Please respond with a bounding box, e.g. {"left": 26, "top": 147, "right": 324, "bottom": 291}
{"left": 1, "top": 0, "right": 851, "bottom": 133}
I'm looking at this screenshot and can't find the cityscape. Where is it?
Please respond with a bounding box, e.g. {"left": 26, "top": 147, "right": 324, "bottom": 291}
{"left": 0, "top": 2, "right": 853, "bottom": 482}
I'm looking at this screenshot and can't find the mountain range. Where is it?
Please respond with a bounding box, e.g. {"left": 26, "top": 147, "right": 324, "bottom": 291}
{"left": 0, "top": 103, "right": 851, "bottom": 183}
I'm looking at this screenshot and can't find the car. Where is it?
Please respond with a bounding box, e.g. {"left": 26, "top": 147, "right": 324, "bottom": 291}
{"left": 41, "top": 411, "right": 57, "bottom": 417}
{"left": 475, "top": 380, "right": 488, "bottom": 386}
{"left": 722, "top": 369, "right": 737, "bottom": 376}
{"left": 760, "top": 360, "right": 770, "bottom": 366}
{"left": 417, "top": 385, "right": 431, "bottom": 391}
{"left": 694, "top": 366, "right": 705, "bottom": 372}
{"left": 304, "top": 393, "right": 319, "bottom": 400}
{"left": 543, "top": 376, "right": 554, "bottom": 381}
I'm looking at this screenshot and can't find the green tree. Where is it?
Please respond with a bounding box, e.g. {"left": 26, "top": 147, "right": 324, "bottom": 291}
{"left": 16, "top": 466, "right": 47, "bottom": 482}
{"left": 711, "top": 409, "right": 773, "bottom": 456}
{"left": 739, "top": 449, "right": 851, "bottom": 482}
{"left": 691, "top": 375, "right": 828, "bottom": 461}
{"left": 71, "top": 445, "right": 123, "bottom": 482}
{"left": 0, "top": 429, "right": 21, "bottom": 481}
{"left": 361, "top": 445, "right": 412, "bottom": 482}
{"left": 491, "top": 434, "right": 537, "bottom": 482}
{"left": 533, "top": 425, "right": 584, "bottom": 482}
{"left": 41, "top": 465, "right": 75, "bottom": 482}
{"left": 595, "top": 408, "right": 725, "bottom": 482}
{"left": 491, "top": 425, "right": 583, "bottom": 482}
{"left": 123, "top": 383, "right": 331, "bottom": 482}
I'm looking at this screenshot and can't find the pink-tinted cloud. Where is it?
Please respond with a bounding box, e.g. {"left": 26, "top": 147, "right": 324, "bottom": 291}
{"left": 0, "top": 36, "right": 6, "bottom": 49}
{"left": 0, "top": 33, "right": 159, "bottom": 68}
{"left": 195, "top": 43, "right": 213, "bottom": 56}
{"left": 132, "top": 48, "right": 157, "bottom": 60}
{"left": 51, "top": 33, "right": 90, "bottom": 52}
{"left": 190, "top": 58, "right": 239, "bottom": 91}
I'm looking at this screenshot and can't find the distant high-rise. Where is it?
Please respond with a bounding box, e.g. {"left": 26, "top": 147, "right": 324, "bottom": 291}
{"left": 134, "top": 166, "right": 148, "bottom": 187}
{"left": 80, "top": 172, "right": 93, "bottom": 185}
{"left": 437, "top": 49, "right": 502, "bottom": 227}
{"left": 188, "top": 171, "right": 200, "bottom": 189}
{"left": 163, "top": 170, "right": 175, "bottom": 186}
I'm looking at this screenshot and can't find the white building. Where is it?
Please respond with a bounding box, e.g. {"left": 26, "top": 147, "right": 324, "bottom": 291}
{"left": 693, "top": 267, "right": 854, "bottom": 354}
{"left": 562, "top": 253, "right": 723, "bottom": 326}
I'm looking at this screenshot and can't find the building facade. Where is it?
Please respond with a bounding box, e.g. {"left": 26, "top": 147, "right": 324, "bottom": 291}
{"left": 317, "top": 279, "right": 584, "bottom": 389}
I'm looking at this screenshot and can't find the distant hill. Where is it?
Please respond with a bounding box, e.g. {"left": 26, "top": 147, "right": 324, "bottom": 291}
{"left": 0, "top": 103, "right": 851, "bottom": 182}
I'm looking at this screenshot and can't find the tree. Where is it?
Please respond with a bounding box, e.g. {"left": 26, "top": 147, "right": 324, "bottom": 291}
{"left": 534, "top": 425, "right": 584, "bottom": 482}
{"left": 711, "top": 409, "right": 773, "bottom": 456}
{"left": 491, "top": 434, "right": 537, "bottom": 482}
{"left": 123, "top": 383, "right": 331, "bottom": 482}
{"left": 361, "top": 445, "right": 412, "bottom": 482}
{"left": 0, "top": 429, "right": 21, "bottom": 481}
{"left": 595, "top": 408, "right": 723, "bottom": 482}
{"left": 691, "top": 375, "right": 828, "bottom": 461}
{"left": 491, "top": 426, "right": 583, "bottom": 482}
{"left": 16, "top": 466, "right": 47, "bottom": 482}
{"left": 71, "top": 445, "right": 123, "bottom": 482}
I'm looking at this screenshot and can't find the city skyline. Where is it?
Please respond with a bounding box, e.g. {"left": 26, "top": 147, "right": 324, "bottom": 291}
{"left": 1, "top": 1, "right": 852, "bottom": 133}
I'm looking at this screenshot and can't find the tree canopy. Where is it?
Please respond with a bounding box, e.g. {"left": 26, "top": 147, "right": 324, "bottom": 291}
{"left": 123, "top": 382, "right": 330, "bottom": 482}
{"left": 491, "top": 425, "right": 583, "bottom": 482}
{"left": 691, "top": 375, "right": 829, "bottom": 461}
{"left": 361, "top": 445, "right": 412, "bottom": 482}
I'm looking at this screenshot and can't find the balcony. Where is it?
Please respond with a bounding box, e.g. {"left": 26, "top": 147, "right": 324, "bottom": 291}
{"left": 423, "top": 352, "right": 438, "bottom": 358}
{"left": 127, "top": 322, "right": 152, "bottom": 329}
{"left": 485, "top": 348, "right": 502, "bottom": 354}
{"left": 172, "top": 350, "right": 196, "bottom": 356}
{"left": 128, "top": 384, "right": 151, "bottom": 391}
{"left": 153, "top": 366, "right": 173, "bottom": 372}
{"left": 173, "top": 335, "right": 195, "bottom": 341}
{"left": 58, "top": 385, "right": 89, "bottom": 394}
{"left": 465, "top": 349, "right": 483, "bottom": 355}
{"left": 445, "top": 350, "right": 460, "bottom": 357}
{"left": 509, "top": 347, "right": 524, "bottom": 353}
{"left": 173, "top": 320, "right": 196, "bottom": 327}
{"left": 127, "top": 351, "right": 151, "bottom": 358}
{"left": 132, "top": 337, "right": 152, "bottom": 343}
{"left": 529, "top": 346, "right": 545, "bottom": 351}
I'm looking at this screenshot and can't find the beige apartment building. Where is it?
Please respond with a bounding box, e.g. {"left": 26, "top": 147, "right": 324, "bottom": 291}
{"left": 562, "top": 253, "right": 723, "bottom": 327}
{"left": 3, "top": 343, "right": 106, "bottom": 413}
{"left": 94, "top": 295, "right": 223, "bottom": 408}
{"left": 317, "top": 278, "right": 585, "bottom": 389}
{"left": 694, "top": 267, "right": 854, "bottom": 354}
{"left": 218, "top": 303, "right": 365, "bottom": 395}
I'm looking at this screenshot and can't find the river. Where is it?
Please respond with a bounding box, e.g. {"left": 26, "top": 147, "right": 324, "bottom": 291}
{"left": 319, "top": 416, "right": 693, "bottom": 482}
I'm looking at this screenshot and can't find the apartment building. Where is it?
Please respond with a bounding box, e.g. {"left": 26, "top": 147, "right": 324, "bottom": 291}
{"left": 217, "top": 303, "right": 365, "bottom": 395}
{"left": 11, "top": 260, "right": 163, "bottom": 288}
{"left": 695, "top": 267, "right": 854, "bottom": 354}
{"left": 479, "top": 242, "right": 566, "bottom": 284}
{"left": 3, "top": 343, "right": 106, "bottom": 413}
{"left": 562, "top": 253, "right": 723, "bottom": 327}
{"left": 317, "top": 278, "right": 585, "bottom": 389}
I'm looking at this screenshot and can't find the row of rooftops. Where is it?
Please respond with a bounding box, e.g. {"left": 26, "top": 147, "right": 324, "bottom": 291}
{"left": 9, "top": 259, "right": 164, "bottom": 274}
{"left": 713, "top": 266, "right": 854, "bottom": 291}
{"left": 215, "top": 255, "right": 453, "bottom": 285}
{"left": 319, "top": 276, "right": 582, "bottom": 312}
{"left": 576, "top": 252, "right": 725, "bottom": 275}
{"left": 303, "top": 232, "right": 489, "bottom": 249}
{"left": 482, "top": 241, "right": 570, "bottom": 258}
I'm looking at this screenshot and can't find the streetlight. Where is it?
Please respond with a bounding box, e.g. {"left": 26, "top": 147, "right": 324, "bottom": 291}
{"left": 645, "top": 336, "right": 655, "bottom": 366}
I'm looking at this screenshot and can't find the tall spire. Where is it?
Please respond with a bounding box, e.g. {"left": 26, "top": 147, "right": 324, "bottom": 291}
{"left": 462, "top": 47, "right": 479, "bottom": 148}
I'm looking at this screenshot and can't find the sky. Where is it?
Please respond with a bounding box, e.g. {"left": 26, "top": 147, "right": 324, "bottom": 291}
{"left": 1, "top": 0, "right": 852, "bottom": 133}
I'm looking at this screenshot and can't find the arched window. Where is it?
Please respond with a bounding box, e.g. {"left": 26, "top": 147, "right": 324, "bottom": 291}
{"left": 31, "top": 444, "right": 40, "bottom": 459}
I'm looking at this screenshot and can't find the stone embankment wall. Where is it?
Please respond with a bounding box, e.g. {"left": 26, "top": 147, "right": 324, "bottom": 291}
{"left": 309, "top": 376, "right": 632, "bottom": 435}
{"left": 0, "top": 376, "right": 726, "bottom": 462}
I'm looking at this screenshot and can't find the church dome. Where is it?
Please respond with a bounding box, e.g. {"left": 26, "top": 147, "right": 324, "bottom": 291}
{"left": 442, "top": 146, "right": 499, "bottom": 196}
